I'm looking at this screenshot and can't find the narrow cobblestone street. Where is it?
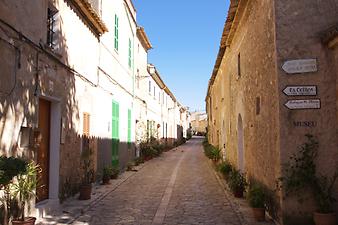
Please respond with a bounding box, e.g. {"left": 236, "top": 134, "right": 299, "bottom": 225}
{"left": 71, "top": 137, "right": 242, "bottom": 225}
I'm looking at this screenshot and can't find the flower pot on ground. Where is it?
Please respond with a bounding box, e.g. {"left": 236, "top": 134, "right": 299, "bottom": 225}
{"left": 78, "top": 184, "right": 92, "bottom": 200}
{"left": 79, "top": 148, "right": 94, "bottom": 200}
{"left": 313, "top": 212, "right": 336, "bottom": 225}
{"left": 247, "top": 184, "right": 266, "bottom": 221}
{"left": 11, "top": 162, "right": 39, "bottom": 225}
{"left": 228, "top": 169, "right": 247, "bottom": 198}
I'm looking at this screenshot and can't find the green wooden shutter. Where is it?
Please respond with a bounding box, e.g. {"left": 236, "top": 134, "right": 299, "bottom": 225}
{"left": 127, "top": 109, "right": 131, "bottom": 147}
{"left": 112, "top": 101, "right": 119, "bottom": 166}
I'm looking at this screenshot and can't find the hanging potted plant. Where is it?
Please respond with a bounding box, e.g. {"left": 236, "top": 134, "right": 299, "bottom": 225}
{"left": 228, "top": 169, "right": 247, "bottom": 198}
{"left": 247, "top": 184, "right": 266, "bottom": 221}
{"left": 79, "top": 148, "right": 94, "bottom": 200}
{"left": 11, "top": 162, "right": 40, "bottom": 225}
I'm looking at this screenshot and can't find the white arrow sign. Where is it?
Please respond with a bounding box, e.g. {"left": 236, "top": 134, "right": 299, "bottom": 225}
{"left": 284, "top": 99, "right": 321, "bottom": 110}
{"left": 283, "top": 86, "right": 317, "bottom": 96}
{"left": 282, "top": 59, "right": 317, "bottom": 74}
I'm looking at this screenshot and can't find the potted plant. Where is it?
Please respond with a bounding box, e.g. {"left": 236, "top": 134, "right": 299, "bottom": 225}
{"left": 217, "top": 161, "right": 233, "bottom": 180}
{"left": 313, "top": 173, "right": 338, "bottom": 225}
{"left": 280, "top": 134, "right": 337, "bottom": 225}
{"left": 110, "top": 166, "right": 119, "bottom": 179}
{"left": 102, "top": 166, "right": 112, "bottom": 185}
{"left": 11, "top": 162, "right": 39, "bottom": 225}
{"left": 79, "top": 148, "right": 94, "bottom": 200}
{"left": 228, "top": 169, "right": 247, "bottom": 198}
{"left": 0, "top": 156, "right": 27, "bottom": 225}
{"left": 247, "top": 184, "right": 266, "bottom": 221}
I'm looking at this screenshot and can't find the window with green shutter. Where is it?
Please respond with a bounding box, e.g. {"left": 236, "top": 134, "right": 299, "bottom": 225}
{"left": 114, "top": 14, "right": 119, "bottom": 51}
{"left": 128, "top": 38, "right": 132, "bottom": 68}
{"left": 127, "top": 109, "right": 131, "bottom": 147}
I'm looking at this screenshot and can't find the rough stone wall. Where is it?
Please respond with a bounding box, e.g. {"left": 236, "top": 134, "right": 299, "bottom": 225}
{"left": 274, "top": 0, "right": 338, "bottom": 223}
{"left": 210, "top": 0, "right": 281, "bottom": 218}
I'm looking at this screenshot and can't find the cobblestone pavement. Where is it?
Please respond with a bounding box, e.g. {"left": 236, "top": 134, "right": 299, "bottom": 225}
{"left": 38, "top": 137, "right": 275, "bottom": 225}
{"left": 70, "top": 137, "right": 244, "bottom": 225}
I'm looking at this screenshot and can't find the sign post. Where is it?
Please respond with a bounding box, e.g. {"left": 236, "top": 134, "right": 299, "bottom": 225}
{"left": 283, "top": 85, "right": 317, "bottom": 96}
{"left": 284, "top": 99, "right": 321, "bottom": 110}
{"left": 282, "top": 59, "right": 317, "bottom": 74}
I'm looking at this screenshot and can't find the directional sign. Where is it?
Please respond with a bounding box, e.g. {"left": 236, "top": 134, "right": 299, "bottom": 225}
{"left": 284, "top": 99, "right": 321, "bottom": 110}
{"left": 282, "top": 59, "right": 317, "bottom": 74}
{"left": 283, "top": 85, "right": 317, "bottom": 96}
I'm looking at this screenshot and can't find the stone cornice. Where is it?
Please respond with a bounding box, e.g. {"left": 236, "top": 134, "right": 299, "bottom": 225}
{"left": 137, "top": 27, "right": 152, "bottom": 51}
{"left": 67, "top": 0, "right": 108, "bottom": 36}
{"left": 206, "top": 0, "right": 240, "bottom": 100}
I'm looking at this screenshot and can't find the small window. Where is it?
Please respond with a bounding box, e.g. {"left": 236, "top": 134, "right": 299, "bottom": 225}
{"left": 256, "top": 97, "right": 261, "bottom": 115}
{"left": 114, "top": 14, "right": 119, "bottom": 51}
{"left": 158, "top": 92, "right": 160, "bottom": 103}
{"left": 153, "top": 86, "right": 156, "bottom": 97}
{"left": 237, "top": 53, "right": 241, "bottom": 77}
{"left": 149, "top": 81, "right": 151, "bottom": 93}
{"left": 47, "top": 6, "right": 58, "bottom": 49}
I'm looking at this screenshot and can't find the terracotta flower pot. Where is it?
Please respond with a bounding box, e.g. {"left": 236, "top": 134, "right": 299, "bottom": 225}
{"left": 252, "top": 208, "right": 265, "bottom": 221}
{"left": 102, "top": 176, "right": 110, "bottom": 185}
{"left": 233, "top": 189, "right": 244, "bottom": 198}
{"left": 79, "top": 184, "right": 92, "bottom": 200}
{"left": 313, "top": 212, "right": 336, "bottom": 225}
{"left": 12, "top": 217, "right": 36, "bottom": 225}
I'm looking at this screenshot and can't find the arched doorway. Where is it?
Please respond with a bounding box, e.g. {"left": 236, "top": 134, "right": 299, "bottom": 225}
{"left": 237, "top": 114, "right": 244, "bottom": 172}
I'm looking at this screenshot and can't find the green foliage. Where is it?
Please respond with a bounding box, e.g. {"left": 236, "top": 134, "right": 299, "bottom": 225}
{"left": 126, "top": 161, "right": 134, "bottom": 171}
{"left": 102, "top": 166, "right": 112, "bottom": 178}
{"left": 203, "top": 141, "right": 220, "bottom": 161}
{"left": 140, "top": 140, "right": 165, "bottom": 159}
{"left": 11, "top": 162, "right": 40, "bottom": 221}
{"left": 81, "top": 148, "right": 94, "bottom": 185}
{"left": 313, "top": 172, "right": 338, "bottom": 213}
{"left": 280, "top": 134, "right": 338, "bottom": 213}
{"left": 0, "top": 157, "right": 27, "bottom": 187}
{"left": 281, "top": 134, "right": 318, "bottom": 195}
{"left": 228, "top": 169, "right": 247, "bottom": 193}
{"left": 111, "top": 166, "right": 119, "bottom": 179}
{"left": 217, "top": 161, "right": 233, "bottom": 178}
{"left": 134, "top": 157, "right": 144, "bottom": 166}
{"left": 247, "top": 184, "right": 265, "bottom": 208}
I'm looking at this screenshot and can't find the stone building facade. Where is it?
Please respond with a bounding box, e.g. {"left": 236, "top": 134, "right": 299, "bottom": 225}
{"left": 206, "top": 0, "right": 338, "bottom": 224}
{"left": 0, "top": 0, "right": 189, "bottom": 220}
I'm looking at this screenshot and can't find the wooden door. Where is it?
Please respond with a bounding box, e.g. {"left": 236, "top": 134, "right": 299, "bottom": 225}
{"left": 37, "top": 99, "right": 50, "bottom": 202}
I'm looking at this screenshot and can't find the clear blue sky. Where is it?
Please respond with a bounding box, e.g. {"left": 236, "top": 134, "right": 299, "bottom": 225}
{"left": 133, "top": 1, "right": 229, "bottom": 112}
